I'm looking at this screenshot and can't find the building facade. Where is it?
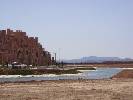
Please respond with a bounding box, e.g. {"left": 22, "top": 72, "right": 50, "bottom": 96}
{"left": 0, "top": 29, "right": 51, "bottom": 66}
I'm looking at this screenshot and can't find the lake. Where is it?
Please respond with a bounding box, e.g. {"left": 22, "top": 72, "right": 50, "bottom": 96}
{"left": 0, "top": 68, "right": 123, "bottom": 82}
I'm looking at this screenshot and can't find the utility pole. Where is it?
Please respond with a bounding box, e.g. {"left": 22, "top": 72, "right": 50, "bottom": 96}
{"left": 58, "top": 48, "right": 61, "bottom": 67}
{"left": 54, "top": 53, "right": 56, "bottom": 64}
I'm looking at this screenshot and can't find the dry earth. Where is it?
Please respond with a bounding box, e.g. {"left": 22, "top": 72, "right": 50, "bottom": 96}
{"left": 0, "top": 79, "right": 133, "bottom": 100}
{"left": 112, "top": 70, "right": 133, "bottom": 78}
{"left": 88, "top": 63, "right": 133, "bottom": 68}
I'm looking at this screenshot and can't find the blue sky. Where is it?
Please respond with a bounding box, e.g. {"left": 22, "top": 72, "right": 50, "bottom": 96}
{"left": 0, "top": 0, "right": 133, "bottom": 59}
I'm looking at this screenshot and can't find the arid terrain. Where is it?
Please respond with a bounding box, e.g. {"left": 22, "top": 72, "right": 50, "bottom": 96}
{"left": 0, "top": 63, "right": 133, "bottom": 100}
{"left": 93, "top": 63, "right": 133, "bottom": 68}
{"left": 71, "top": 63, "right": 133, "bottom": 68}
{"left": 112, "top": 70, "right": 133, "bottom": 78}
{"left": 0, "top": 79, "right": 133, "bottom": 100}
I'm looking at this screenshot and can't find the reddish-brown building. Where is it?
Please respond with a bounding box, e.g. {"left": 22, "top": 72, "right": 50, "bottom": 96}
{"left": 0, "top": 29, "right": 51, "bottom": 66}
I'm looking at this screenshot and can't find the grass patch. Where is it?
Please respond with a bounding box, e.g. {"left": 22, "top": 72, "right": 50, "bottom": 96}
{"left": 0, "top": 67, "right": 96, "bottom": 75}
{"left": 75, "top": 67, "right": 96, "bottom": 70}
{"left": 0, "top": 69, "right": 33, "bottom": 75}
{"left": 30, "top": 69, "right": 81, "bottom": 75}
{"left": 0, "top": 69, "right": 80, "bottom": 75}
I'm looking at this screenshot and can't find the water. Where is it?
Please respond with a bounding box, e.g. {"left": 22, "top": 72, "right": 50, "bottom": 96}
{"left": 81, "top": 68, "right": 123, "bottom": 79}
{"left": 0, "top": 68, "right": 123, "bottom": 82}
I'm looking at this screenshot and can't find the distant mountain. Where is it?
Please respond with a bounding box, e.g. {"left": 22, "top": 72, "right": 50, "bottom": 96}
{"left": 63, "top": 56, "right": 133, "bottom": 63}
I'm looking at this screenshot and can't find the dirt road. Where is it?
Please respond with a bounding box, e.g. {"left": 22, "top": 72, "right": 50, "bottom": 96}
{"left": 0, "top": 79, "right": 133, "bottom": 100}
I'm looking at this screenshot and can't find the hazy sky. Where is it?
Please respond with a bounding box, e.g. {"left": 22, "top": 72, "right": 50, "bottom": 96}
{"left": 0, "top": 0, "right": 133, "bottom": 59}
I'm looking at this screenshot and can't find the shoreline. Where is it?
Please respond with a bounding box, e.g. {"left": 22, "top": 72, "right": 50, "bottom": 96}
{"left": 112, "top": 69, "right": 133, "bottom": 78}
{"left": 67, "top": 63, "right": 133, "bottom": 68}
{"left": 1, "top": 66, "right": 133, "bottom": 100}
{"left": 0, "top": 65, "right": 133, "bottom": 83}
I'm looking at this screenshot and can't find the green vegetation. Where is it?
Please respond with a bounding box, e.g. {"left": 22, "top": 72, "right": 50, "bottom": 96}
{"left": 35, "top": 69, "right": 81, "bottom": 75}
{"left": 74, "top": 67, "right": 96, "bottom": 70}
{"left": 0, "top": 67, "right": 96, "bottom": 75}
{"left": 0, "top": 69, "right": 33, "bottom": 75}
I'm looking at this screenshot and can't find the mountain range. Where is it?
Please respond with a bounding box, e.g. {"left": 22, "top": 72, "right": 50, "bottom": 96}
{"left": 63, "top": 56, "right": 133, "bottom": 63}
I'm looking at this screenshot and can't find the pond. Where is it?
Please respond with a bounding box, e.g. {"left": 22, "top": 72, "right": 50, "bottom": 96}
{"left": 0, "top": 68, "right": 123, "bottom": 82}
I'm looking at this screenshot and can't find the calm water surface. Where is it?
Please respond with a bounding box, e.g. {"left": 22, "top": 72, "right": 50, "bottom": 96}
{"left": 0, "top": 68, "right": 123, "bottom": 82}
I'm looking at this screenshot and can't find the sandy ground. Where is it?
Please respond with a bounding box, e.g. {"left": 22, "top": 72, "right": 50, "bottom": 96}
{"left": 93, "top": 63, "right": 133, "bottom": 68}
{"left": 68, "top": 63, "right": 133, "bottom": 68}
{"left": 95, "top": 63, "right": 133, "bottom": 68}
{"left": 0, "top": 79, "right": 133, "bottom": 100}
{"left": 112, "top": 70, "right": 133, "bottom": 78}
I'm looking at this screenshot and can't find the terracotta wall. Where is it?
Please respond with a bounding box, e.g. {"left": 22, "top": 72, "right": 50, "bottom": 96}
{"left": 0, "top": 29, "right": 51, "bottom": 66}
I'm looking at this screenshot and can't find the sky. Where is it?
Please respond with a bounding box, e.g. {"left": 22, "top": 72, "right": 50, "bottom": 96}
{"left": 0, "top": 0, "right": 133, "bottom": 59}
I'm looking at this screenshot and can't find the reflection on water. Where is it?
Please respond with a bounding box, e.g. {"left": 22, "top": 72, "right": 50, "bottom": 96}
{"left": 81, "top": 68, "right": 123, "bottom": 79}
{"left": 0, "top": 68, "right": 123, "bottom": 82}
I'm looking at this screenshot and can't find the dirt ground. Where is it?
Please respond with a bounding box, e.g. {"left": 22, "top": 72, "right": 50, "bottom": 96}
{"left": 0, "top": 79, "right": 133, "bottom": 100}
{"left": 88, "top": 63, "right": 133, "bottom": 68}
{"left": 112, "top": 70, "right": 133, "bottom": 78}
